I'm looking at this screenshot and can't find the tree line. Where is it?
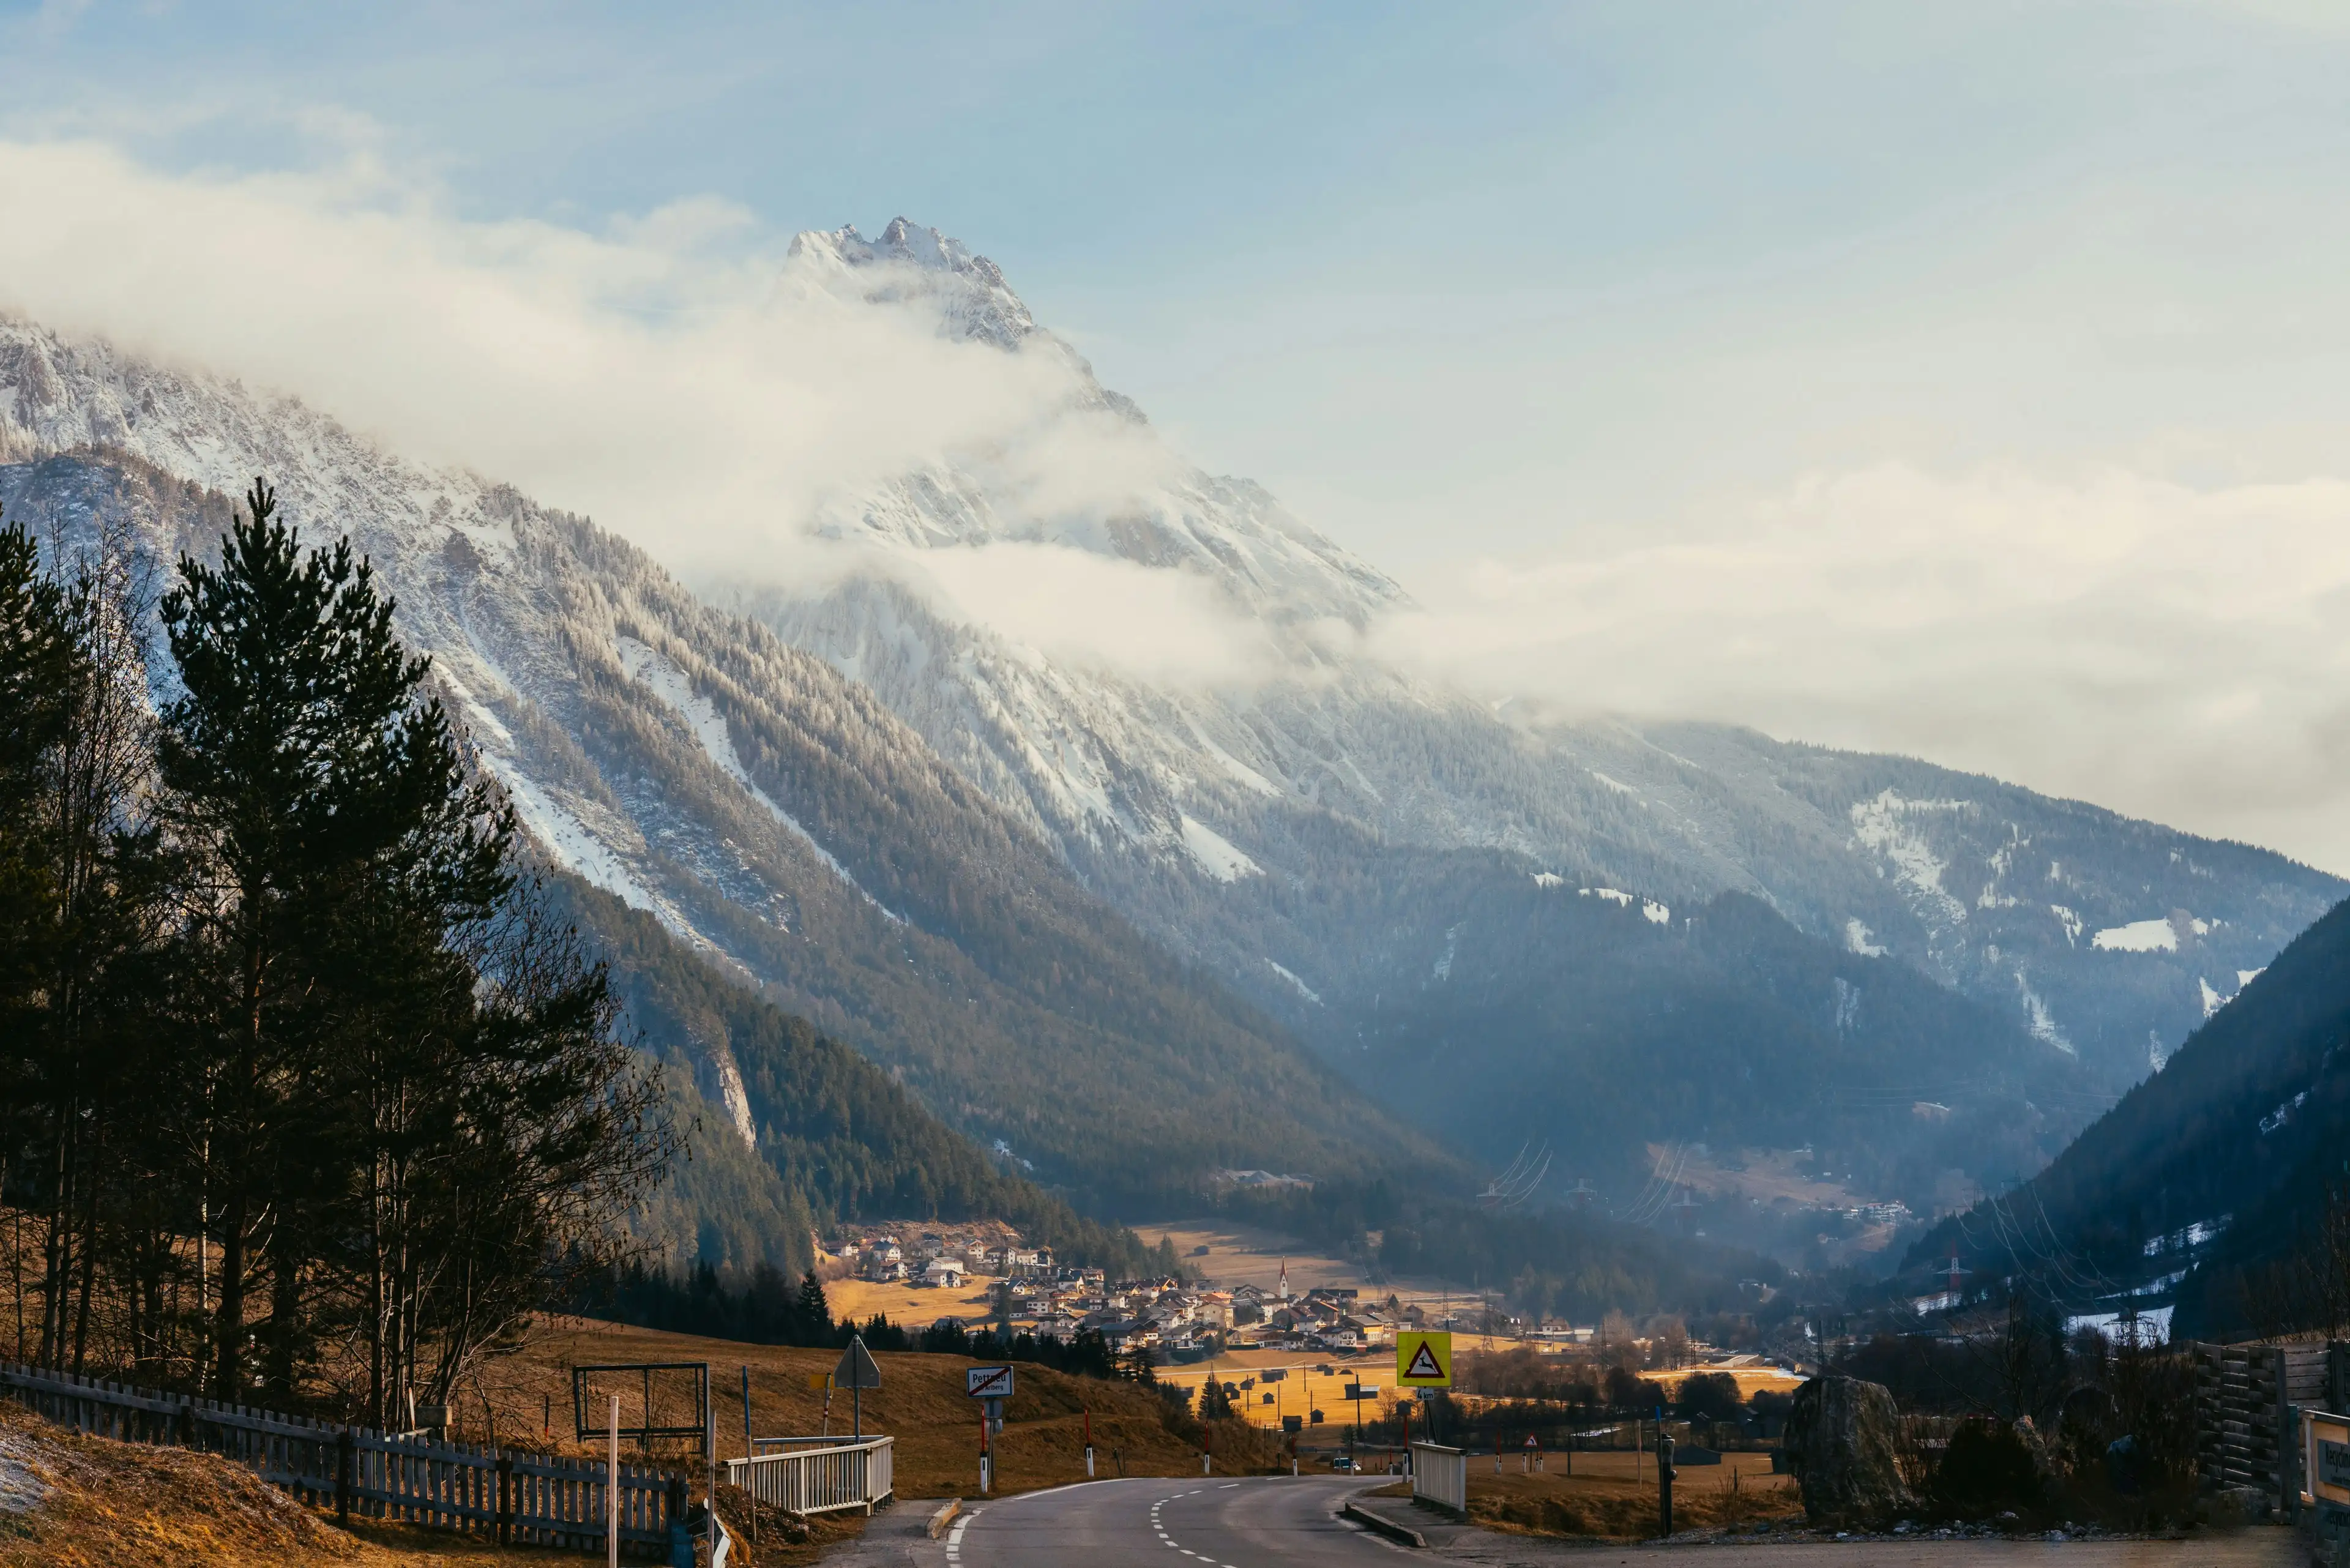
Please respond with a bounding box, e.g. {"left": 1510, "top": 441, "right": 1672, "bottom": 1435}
{"left": 577, "top": 1258, "right": 1125, "bottom": 1379}
{"left": 0, "top": 483, "right": 671, "bottom": 1427}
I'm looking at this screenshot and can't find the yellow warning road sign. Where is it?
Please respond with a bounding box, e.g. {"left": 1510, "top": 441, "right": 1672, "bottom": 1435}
{"left": 1396, "top": 1331, "right": 1452, "bottom": 1387}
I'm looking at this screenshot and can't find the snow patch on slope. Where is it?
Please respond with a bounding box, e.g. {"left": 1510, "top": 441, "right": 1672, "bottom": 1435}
{"left": 2093, "top": 917, "right": 2178, "bottom": 953}
{"left": 493, "top": 760, "right": 662, "bottom": 917}
{"left": 1179, "top": 814, "right": 1261, "bottom": 882}
{"left": 0, "top": 1430, "right": 48, "bottom": 1515}
{"left": 616, "top": 636, "right": 901, "bottom": 920}
{"left": 1268, "top": 960, "right": 1322, "bottom": 1006}
{"left": 2014, "top": 972, "right": 2075, "bottom": 1055}
{"left": 1845, "top": 919, "right": 1888, "bottom": 957}
{"left": 1850, "top": 791, "right": 1970, "bottom": 930}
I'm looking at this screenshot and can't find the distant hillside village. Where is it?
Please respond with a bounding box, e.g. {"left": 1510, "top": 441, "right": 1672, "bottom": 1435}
{"left": 838, "top": 1222, "right": 1468, "bottom": 1360}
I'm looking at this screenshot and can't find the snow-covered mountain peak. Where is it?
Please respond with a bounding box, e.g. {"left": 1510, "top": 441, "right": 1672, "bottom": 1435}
{"left": 786, "top": 218, "right": 1036, "bottom": 350}
{"left": 0, "top": 316, "right": 510, "bottom": 570}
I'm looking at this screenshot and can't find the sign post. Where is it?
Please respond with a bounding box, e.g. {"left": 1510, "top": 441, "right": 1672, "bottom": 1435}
{"left": 1658, "top": 1432, "right": 1677, "bottom": 1539}
{"left": 1397, "top": 1331, "right": 1452, "bottom": 1469}
{"left": 966, "top": 1363, "right": 1013, "bottom": 1434}
{"left": 1345, "top": 1383, "right": 1381, "bottom": 1447}
{"left": 967, "top": 1365, "right": 1013, "bottom": 1493}
{"left": 605, "top": 1394, "right": 620, "bottom": 1568}
{"left": 834, "top": 1337, "right": 882, "bottom": 1441}
{"left": 1083, "top": 1405, "right": 1094, "bottom": 1478}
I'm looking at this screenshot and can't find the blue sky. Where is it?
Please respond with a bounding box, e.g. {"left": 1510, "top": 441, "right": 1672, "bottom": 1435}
{"left": 8, "top": 1, "right": 2350, "bottom": 864}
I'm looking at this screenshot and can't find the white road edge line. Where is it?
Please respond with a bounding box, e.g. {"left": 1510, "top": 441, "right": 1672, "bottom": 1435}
{"left": 977, "top": 1480, "right": 1117, "bottom": 1506}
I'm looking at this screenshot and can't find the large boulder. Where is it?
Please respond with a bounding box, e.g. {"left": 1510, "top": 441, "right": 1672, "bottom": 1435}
{"left": 1783, "top": 1376, "right": 1916, "bottom": 1526}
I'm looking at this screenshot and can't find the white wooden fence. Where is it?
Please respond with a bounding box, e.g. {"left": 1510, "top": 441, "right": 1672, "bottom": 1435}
{"left": 1411, "top": 1441, "right": 1467, "bottom": 1514}
{"left": 0, "top": 1361, "right": 683, "bottom": 1557}
{"left": 726, "top": 1435, "right": 894, "bottom": 1515}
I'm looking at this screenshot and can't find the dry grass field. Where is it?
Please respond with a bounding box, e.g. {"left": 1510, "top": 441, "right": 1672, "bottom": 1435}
{"left": 1135, "top": 1218, "right": 1481, "bottom": 1313}
{"left": 1155, "top": 1353, "right": 1394, "bottom": 1439}
{"left": 470, "top": 1316, "right": 1283, "bottom": 1488}
{"left": 1374, "top": 1449, "right": 1800, "bottom": 1541}
{"left": 821, "top": 1277, "right": 999, "bottom": 1328}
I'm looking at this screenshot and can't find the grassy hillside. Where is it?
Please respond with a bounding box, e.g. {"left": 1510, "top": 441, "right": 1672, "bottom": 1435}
{"left": 472, "top": 1315, "right": 1283, "bottom": 1493}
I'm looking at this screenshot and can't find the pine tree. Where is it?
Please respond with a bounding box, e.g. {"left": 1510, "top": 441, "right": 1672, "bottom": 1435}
{"left": 155, "top": 479, "right": 657, "bottom": 1407}
{"left": 0, "top": 510, "right": 75, "bottom": 1021}
{"left": 795, "top": 1271, "right": 834, "bottom": 1345}
{"left": 158, "top": 480, "right": 431, "bottom": 1395}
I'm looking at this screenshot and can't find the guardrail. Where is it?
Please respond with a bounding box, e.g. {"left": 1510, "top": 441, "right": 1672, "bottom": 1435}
{"left": 1410, "top": 1441, "right": 1466, "bottom": 1515}
{"left": 0, "top": 1361, "right": 682, "bottom": 1557}
{"left": 725, "top": 1436, "right": 893, "bottom": 1516}
{"left": 750, "top": 1433, "right": 862, "bottom": 1453}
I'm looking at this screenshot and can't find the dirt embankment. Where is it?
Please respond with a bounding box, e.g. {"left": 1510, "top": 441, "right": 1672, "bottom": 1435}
{"left": 0, "top": 1399, "right": 597, "bottom": 1567}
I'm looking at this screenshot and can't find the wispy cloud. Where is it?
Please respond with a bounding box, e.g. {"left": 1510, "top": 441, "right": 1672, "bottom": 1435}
{"left": 1374, "top": 463, "right": 2350, "bottom": 869}
{"left": 0, "top": 135, "right": 1283, "bottom": 684}
{"left": 4, "top": 135, "right": 2350, "bottom": 870}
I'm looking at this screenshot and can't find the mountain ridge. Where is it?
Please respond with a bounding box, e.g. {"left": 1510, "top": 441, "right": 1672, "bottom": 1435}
{"left": 723, "top": 223, "right": 2343, "bottom": 1104}
{"left": 1, "top": 230, "right": 2339, "bottom": 1233}
{"left": 0, "top": 438, "right": 1436, "bottom": 1214}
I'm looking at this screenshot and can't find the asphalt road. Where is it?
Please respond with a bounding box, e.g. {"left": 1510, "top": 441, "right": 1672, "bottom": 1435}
{"left": 939, "top": 1476, "right": 1398, "bottom": 1567}
{"left": 836, "top": 1480, "right": 2299, "bottom": 1568}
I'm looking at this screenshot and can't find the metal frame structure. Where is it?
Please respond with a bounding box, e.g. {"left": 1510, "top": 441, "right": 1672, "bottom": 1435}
{"left": 572, "top": 1361, "right": 712, "bottom": 1446}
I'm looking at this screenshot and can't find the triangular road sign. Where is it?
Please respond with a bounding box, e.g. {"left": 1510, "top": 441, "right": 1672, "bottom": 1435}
{"left": 1397, "top": 1329, "right": 1452, "bottom": 1386}
{"left": 835, "top": 1335, "right": 883, "bottom": 1389}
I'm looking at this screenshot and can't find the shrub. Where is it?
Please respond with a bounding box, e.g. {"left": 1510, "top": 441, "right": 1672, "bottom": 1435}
{"left": 1933, "top": 1417, "right": 2042, "bottom": 1520}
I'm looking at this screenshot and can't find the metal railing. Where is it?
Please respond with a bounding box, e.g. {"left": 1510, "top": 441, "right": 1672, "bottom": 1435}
{"left": 1411, "top": 1441, "right": 1466, "bottom": 1514}
{"left": 725, "top": 1436, "right": 893, "bottom": 1516}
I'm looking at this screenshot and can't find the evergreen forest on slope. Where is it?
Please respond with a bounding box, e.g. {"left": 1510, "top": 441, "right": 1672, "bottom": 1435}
{"left": 1911, "top": 891, "right": 2350, "bottom": 1336}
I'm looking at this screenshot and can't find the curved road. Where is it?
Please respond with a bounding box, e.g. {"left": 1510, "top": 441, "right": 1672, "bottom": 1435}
{"left": 876, "top": 1479, "right": 2300, "bottom": 1568}
{"left": 940, "top": 1476, "right": 1400, "bottom": 1568}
